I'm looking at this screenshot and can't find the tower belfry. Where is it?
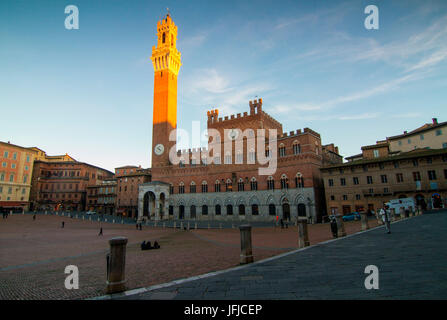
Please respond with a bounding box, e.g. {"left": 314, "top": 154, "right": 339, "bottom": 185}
{"left": 150, "top": 14, "right": 182, "bottom": 168}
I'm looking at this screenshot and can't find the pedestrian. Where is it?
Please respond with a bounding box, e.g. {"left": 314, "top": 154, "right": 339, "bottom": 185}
{"left": 379, "top": 204, "right": 391, "bottom": 234}
{"left": 33, "top": 214, "right": 36, "bottom": 221}
{"left": 61, "top": 221, "right": 65, "bottom": 228}
{"left": 136, "top": 223, "right": 139, "bottom": 230}
{"left": 98, "top": 227, "right": 103, "bottom": 236}
{"left": 329, "top": 214, "right": 338, "bottom": 238}
{"left": 139, "top": 223, "right": 142, "bottom": 230}
{"left": 280, "top": 218, "right": 284, "bottom": 229}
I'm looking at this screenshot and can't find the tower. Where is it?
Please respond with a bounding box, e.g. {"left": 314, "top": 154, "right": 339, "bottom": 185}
{"left": 150, "top": 14, "right": 182, "bottom": 168}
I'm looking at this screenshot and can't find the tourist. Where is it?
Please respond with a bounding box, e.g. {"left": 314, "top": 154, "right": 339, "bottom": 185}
{"left": 61, "top": 221, "right": 65, "bottom": 228}
{"left": 329, "top": 214, "right": 338, "bottom": 238}
{"left": 379, "top": 204, "right": 391, "bottom": 234}
{"left": 33, "top": 214, "right": 36, "bottom": 221}
{"left": 98, "top": 227, "right": 103, "bottom": 236}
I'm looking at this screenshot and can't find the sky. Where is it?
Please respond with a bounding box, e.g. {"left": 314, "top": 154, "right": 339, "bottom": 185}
{"left": 1, "top": 0, "right": 447, "bottom": 172}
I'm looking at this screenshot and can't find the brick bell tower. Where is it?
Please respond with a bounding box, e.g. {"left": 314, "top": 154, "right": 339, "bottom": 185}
{"left": 150, "top": 13, "right": 181, "bottom": 168}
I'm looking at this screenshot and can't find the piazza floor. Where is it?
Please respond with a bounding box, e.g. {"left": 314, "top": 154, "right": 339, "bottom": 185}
{"left": 0, "top": 213, "right": 378, "bottom": 300}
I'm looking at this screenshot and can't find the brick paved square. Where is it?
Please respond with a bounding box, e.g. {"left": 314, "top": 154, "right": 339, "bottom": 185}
{"left": 1, "top": 213, "right": 377, "bottom": 299}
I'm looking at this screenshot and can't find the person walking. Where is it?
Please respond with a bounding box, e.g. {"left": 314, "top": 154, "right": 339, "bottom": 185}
{"left": 379, "top": 204, "right": 391, "bottom": 234}
{"left": 98, "top": 227, "right": 103, "bottom": 236}
{"left": 61, "top": 221, "right": 65, "bottom": 228}
{"left": 33, "top": 214, "right": 36, "bottom": 221}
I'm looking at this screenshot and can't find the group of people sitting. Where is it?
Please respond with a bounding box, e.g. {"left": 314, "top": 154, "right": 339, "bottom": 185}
{"left": 140, "top": 240, "right": 160, "bottom": 251}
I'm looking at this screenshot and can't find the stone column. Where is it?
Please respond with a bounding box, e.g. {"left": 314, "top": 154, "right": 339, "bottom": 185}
{"left": 239, "top": 225, "right": 254, "bottom": 264}
{"left": 106, "top": 237, "right": 128, "bottom": 294}
{"left": 335, "top": 215, "right": 347, "bottom": 237}
{"left": 360, "top": 211, "right": 369, "bottom": 231}
{"left": 297, "top": 219, "right": 310, "bottom": 248}
{"left": 154, "top": 199, "right": 160, "bottom": 221}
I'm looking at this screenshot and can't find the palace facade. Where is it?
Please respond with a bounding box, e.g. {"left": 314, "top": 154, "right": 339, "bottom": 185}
{"left": 137, "top": 14, "right": 342, "bottom": 223}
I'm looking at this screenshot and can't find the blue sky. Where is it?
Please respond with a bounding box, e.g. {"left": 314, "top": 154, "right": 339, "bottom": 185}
{"left": 1, "top": 0, "right": 447, "bottom": 171}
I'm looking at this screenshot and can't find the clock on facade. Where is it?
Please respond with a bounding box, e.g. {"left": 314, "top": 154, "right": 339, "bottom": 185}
{"left": 154, "top": 144, "right": 165, "bottom": 155}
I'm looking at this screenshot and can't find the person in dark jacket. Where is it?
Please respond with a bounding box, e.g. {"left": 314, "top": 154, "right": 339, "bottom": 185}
{"left": 329, "top": 214, "right": 338, "bottom": 238}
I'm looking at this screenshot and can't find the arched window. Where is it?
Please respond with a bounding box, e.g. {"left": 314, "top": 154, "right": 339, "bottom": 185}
{"left": 214, "top": 153, "right": 221, "bottom": 165}
{"left": 224, "top": 152, "right": 232, "bottom": 164}
{"left": 214, "top": 180, "right": 221, "bottom": 192}
{"left": 252, "top": 204, "right": 259, "bottom": 215}
{"left": 265, "top": 146, "right": 270, "bottom": 158}
{"left": 269, "top": 203, "right": 276, "bottom": 216}
{"left": 190, "top": 181, "right": 196, "bottom": 193}
{"left": 295, "top": 173, "right": 304, "bottom": 188}
{"left": 250, "top": 177, "right": 258, "bottom": 191}
{"left": 215, "top": 204, "right": 221, "bottom": 215}
{"left": 236, "top": 150, "right": 243, "bottom": 164}
{"left": 162, "top": 32, "right": 166, "bottom": 43}
{"left": 169, "top": 205, "right": 174, "bottom": 215}
{"left": 239, "top": 204, "right": 245, "bottom": 215}
{"left": 226, "top": 179, "right": 232, "bottom": 192}
{"left": 248, "top": 149, "right": 256, "bottom": 163}
{"left": 190, "top": 205, "right": 196, "bottom": 218}
{"left": 279, "top": 143, "right": 286, "bottom": 157}
{"left": 226, "top": 204, "right": 233, "bottom": 215}
{"left": 237, "top": 178, "right": 245, "bottom": 191}
{"left": 169, "top": 184, "right": 174, "bottom": 194}
{"left": 293, "top": 141, "right": 301, "bottom": 155}
{"left": 280, "top": 174, "right": 289, "bottom": 189}
{"left": 178, "top": 182, "right": 185, "bottom": 194}
{"left": 202, "top": 205, "right": 208, "bottom": 215}
{"left": 267, "top": 176, "right": 275, "bottom": 190}
{"left": 201, "top": 181, "right": 208, "bottom": 193}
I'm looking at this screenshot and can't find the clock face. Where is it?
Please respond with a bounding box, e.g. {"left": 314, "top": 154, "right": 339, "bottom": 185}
{"left": 228, "top": 129, "right": 239, "bottom": 140}
{"left": 154, "top": 144, "right": 164, "bottom": 156}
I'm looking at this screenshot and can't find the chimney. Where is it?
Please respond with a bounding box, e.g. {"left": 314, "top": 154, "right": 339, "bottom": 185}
{"left": 432, "top": 118, "right": 438, "bottom": 125}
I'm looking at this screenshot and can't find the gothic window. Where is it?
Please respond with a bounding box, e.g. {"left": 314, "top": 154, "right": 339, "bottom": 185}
{"left": 215, "top": 180, "right": 221, "bottom": 192}
{"left": 279, "top": 144, "right": 286, "bottom": 157}
{"left": 237, "top": 178, "right": 245, "bottom": 191}
{"left": 202, "top": 181, "right": 208, "bottom": 193}
{"left": 269, "top": 204, "right": 276, "bottom": 216}
{"left": 252, "top": 204, "right": 259, "bottom": 215}
{"left": 190, "top": 181, "right": 196, "bottom": 193}
{"left": 295, "top": 173, "right": 304, "bottom": 188}
{"left": 250, "top": 177, "right": 258, "bottom": 191}
{"left": 226, "top": 179, "right": 232, "bottom": 192}
{"left": 178, "top": 182, "right": 185, "bottom": 194}
{"left": 280, "top": 174, "right": 289, "bottom": 189}
{"left": 293, "top": 142, "right": 301, "bottom": 155}
{"left": 267, "top": 176, "right": 275, "bottom": 190}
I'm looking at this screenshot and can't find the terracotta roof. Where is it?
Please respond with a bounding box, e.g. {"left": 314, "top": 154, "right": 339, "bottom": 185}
{"left": 387, "top": 120, "right": 447, "bottom": 140}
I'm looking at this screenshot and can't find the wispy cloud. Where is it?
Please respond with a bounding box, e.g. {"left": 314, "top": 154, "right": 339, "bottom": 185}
{"left": 183, "top": 68, "right": 273, "bottom": 116}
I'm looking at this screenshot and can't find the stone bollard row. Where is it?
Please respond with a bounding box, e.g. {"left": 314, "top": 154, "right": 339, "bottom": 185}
{"left": 360, "top": 212, "right": 370, "bottom": 231}
{"left": 297, "top": 219, "right": 310, "bottom": 248}
{"left": 106, "top": 237, "right": 128, "bottom": 294}
{"left": 335, "top": 215, "right": 347, "bottom": 237}
{"left": 239, "top": 225, "right": 253, "bottom": 264}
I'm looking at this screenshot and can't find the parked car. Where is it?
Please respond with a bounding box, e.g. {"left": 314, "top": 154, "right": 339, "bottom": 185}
{"left": 86, "top": 211, "right": 96, "bottom": 216}
{"left": 342, "top": 212, "right": 360, "bottom": 222}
